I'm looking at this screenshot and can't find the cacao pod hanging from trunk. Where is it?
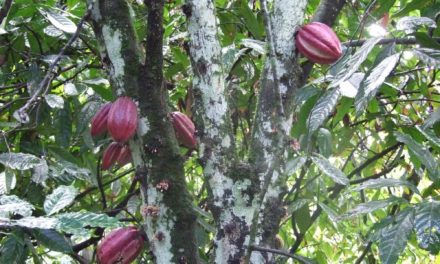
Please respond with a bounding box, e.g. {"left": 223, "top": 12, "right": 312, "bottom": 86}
{"left": 102, "top": 142, "right": 124, "bottom": 170}
{"left": 97, "top": 227, "right": 145, "bottom": 264}
{"left": 107, "top": 97, "right": 138, "bottom": 143}
{"left": 91, "top": 103, "right": 112, "bottom": 137}
{"left": 117, "top": 144, "right": 132, "bottom": 167}
{"left": 170, "top": 111, "right": 197, "bottom": 149}
{"left": 295, "top": 22, "right": 342, "bottom": 64}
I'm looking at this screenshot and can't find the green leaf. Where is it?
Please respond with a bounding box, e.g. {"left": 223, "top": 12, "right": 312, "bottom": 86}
{"left": 396, "top": 17, "right": 436, "bottom": 33}
{"left": 0, "top": 195, "right": 34, "bottom": 218}
{"left": 416, "top": 126, "right": 440, "bottom": 149}
{"left": 351, "top": 178, "right": 420, "bottom": 195}
{"left": 45, "top": 94, "right": 64, "bottom": 109}
{"left": 237, "top": 1, "right": 263, "bottom": 40}
{"left": 241, "top": 38, "right": 266, "bottom": 55}
{"left": 0, "top": 216, "right": 58, "bottom": 229}
{"left": 0, "top": 152, "right": 42, "bottom": 170}
{"left": 307, "top": 88, "right": 341, "bottom": 134}
{"left": 395, "top": 132, "right": 439, "bottom": 180}
{"left": 0, "top": 169, "right": 16, "bottom": 195}
{"left": 311, "top": 153, "right": 349, "bottom": 185}
{"left": 355, "top": 53, "right": 400, "bottom": 116}
{"left": 287, "top": 199, "right": 310, "bottom": 214}
{"left": 379, "top": 207, "right": 415, "bottom": 264}
{"left": 318, "top": 202, "right": 339, "bottom": 222}
{"left": 414, "top": 32, "right": 440, "bottom": 50}
{"left": 317, "top": 128, "right": 332, "bottom": 157}
{"left": 423, "top": 108, "right": 440, "bottom": 129}
{"left": 56, "top": 211, "right": 121, "bottom": 235}
{"left": 63, "top": 82, "right": 78, "bottom": 96}
{"left": 285, "top": 156, "right": 307, "bottom": 176}
{"left": 0, "top": 231, "right": 28, "bottom": 264}
{"left": 294, "top": 203, "right": 312, "bottom": 234}
{"left": 31, "top": 160, "right": 49, "bottom": 184}
{"left": 33, "top": 229, "right": 73, "bottom": 253}
{"left": 339, "top": 197, "right": 403, "bottom": 220}
{"left": 44, "top": 185, "right": 78, "bottom": 215}
{"left": 412, "top": 48, "right": 440, "bottom": 68}
{"left": 394, "top": 0, "right": 431, "bottom": 17}
{"left": 414, "top": 201, "right": 440, "bottom": 254}
{"left": 40, "top": 9, "right": 77, "bottom": 34}
{"left": 49, "top": 160, "right": 91, "bottom": 183}
{"left": 330, "top": 37, "right": 382, "bottom": 88}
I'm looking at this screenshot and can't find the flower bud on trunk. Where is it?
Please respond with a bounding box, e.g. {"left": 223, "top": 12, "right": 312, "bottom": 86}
{"left": 91, "top": 103, "right": 112, "bottom": 137}
{"left": 97, "top": 227, "right": 145, "bottom": 264}
{"left": 102, "top": 142, "right": 123, "bottom": 170}
{"left": 170, "top": 111, "right": 197, "bottom": 149}
{"left": 107, "top": 97, "right": 138, "bottom": 143}
{"left": 295, "top": 22, "right": 342, "bottom": 64}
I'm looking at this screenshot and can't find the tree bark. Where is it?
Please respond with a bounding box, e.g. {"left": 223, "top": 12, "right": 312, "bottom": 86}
{"left": 89, "top": 0, "right": 199, "bottom": 262}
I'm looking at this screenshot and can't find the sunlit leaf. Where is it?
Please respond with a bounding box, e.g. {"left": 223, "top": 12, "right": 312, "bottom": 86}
{"left": 0, "top": 195, "right": 34, "bottom": 218}
{"left": 40, "top": 9, "right": 77, "bottom": 34}
{"left": 0, "top": 153, "right": 42, "bottom": 170}
{"left": 311, "top": 153, "right": 349, "bottom": 185}
{"left": 351, "top": 178, "right": 420, "bottom": 195}
{"left": 379, "top": 207, "right": 415, "bottom": 264}
{"left": 414, "top": 201, "right": 440, "bottom": 254}
{"left": 44, "top": 185, "right": 78, "bottom": 215}
{"left": 395, "top": 132, "right": 439, "bottom": 180}
{"left": 355, "top": 53, "right": 400, "bottom": 116}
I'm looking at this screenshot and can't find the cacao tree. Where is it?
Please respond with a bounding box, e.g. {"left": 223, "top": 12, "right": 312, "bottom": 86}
{"left": 0, "top": 0, "right": 439, "bottom": 263}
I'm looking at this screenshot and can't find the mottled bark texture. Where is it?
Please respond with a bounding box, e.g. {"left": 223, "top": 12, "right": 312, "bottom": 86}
{"left": 186, "top": 1, "right": 258, "bottom": 263}
{"left": 89, "top": 0, "right": 199, "bottom": 263}
{"left": 184, "top": 0, "right": 308, "bottom": 263}
{"left": 247, "top": 0, "right": 307, "bottom": 262}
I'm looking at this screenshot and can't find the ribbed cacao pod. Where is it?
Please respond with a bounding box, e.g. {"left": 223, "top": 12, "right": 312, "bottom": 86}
{"left": 295, "top": 22, "right": 342, "bottom": 64}
{"left": 91, "top": 103, "right": 112, "bottom": 137}
{"left": 102, "top": 142, "right": 123, "bottom": 170}
{"left": 107, "top": 97, "right": 138, "bottom": 143}
{"left": 117, "top": 145, "right": 132, "bottom": 167}
{"left": 97, "top": 227, "right": 144, "bottom": 264}
{"left": 170, "top": 111, "right": 197, "bottom": 149}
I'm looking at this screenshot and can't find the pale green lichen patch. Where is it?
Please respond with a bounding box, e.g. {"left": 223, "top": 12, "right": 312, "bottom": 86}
{"left": 145, "top": 184, "right": 175, "bottom": 264}
{"left": 102, "top": 25, "right": 125, "bottom": 94}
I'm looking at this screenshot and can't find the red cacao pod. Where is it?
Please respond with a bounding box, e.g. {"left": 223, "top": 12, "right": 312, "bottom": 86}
{"left": 107, "top": 97, "right": 138, "bottom": 143}
{"left": 91, "top": 103, "right": 112, "bottom": 137}
{"left": 170, "top": 111, "right": 197, "bottom": 149}
{"left": 97, "top": 227, "right": 144, "bottom": 264}
{"left": 102, "top": 142, "right": 123, "bottom": 170}
{"left": 117, "top": 145, "right": 132, "bottom": 167}
{"left": 295, "top": 22, "right": 342, "bottom": 64}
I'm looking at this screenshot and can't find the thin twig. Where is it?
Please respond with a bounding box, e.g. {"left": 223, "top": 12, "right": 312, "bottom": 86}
{"left": 344, "top": 37, "right": 440, "bottom": 47}
{"left": 15, "top": 4, "right": 93, "bottom": 123}
{"left": 250, "top": 245, "right": 310, "bottom": 264}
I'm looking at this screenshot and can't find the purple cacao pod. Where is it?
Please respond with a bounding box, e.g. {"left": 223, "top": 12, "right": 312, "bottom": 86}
{"left": 295, "top": 22, "right": 342, "bottom": 64}
{"left": 102, "top": 142, "right": 123, "bottom": 170}
{"left": 117, "top": 145, "right": 132, "bottom": 167}
{"left": 97, "top": 227, "right": 144, "bottom": 264}
{"left": 107, "top": 97, "right": 138, "bottom": 143}
{"left": 91, "top": 103, "right": 112, "bottom": 137}
{"left": 170, "top": 111, "right": 197, "bottom": 149}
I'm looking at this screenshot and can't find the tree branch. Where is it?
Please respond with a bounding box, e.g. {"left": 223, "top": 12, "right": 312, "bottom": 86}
{"left": 15, "top": 5, "right": 92, "bottom": 123}
{"left": 0, "top": 0, "right": 13, "bottom": 25}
